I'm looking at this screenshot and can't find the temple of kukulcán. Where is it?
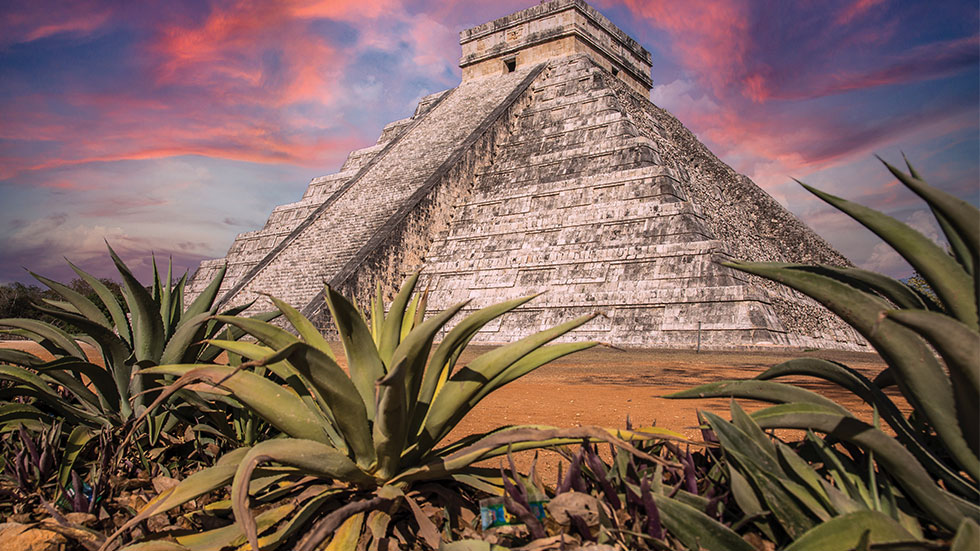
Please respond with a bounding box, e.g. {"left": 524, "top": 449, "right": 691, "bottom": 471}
{"left": 188, "top": 0, "right": 866, "bottom": 350}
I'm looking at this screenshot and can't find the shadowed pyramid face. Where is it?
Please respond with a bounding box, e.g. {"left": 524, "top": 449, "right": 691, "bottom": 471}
{"left": 187, "top": 1, "right": 866, "bottom": 352}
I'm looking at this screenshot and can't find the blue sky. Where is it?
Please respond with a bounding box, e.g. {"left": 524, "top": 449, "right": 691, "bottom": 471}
{"left": 1, "top": 0, "right": 977, "bottom": 285}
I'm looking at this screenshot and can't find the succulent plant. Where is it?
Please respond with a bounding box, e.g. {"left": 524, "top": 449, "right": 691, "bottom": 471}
{"left": 670, "top": 158, "right": 980, "bottom": 546}
{"left": 0, "top": 245, "right": 274, "bottom": 437}
{"left": 106, "top": 274, "right": 657, "bottom": 550}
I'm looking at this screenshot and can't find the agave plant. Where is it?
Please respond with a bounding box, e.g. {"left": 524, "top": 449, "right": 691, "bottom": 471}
{"left": 670, "top": 158, "right": 980, "bottom": 547}
{"left": 0, "top": 245, "right": 275, "bottom": 445}
{"left": 104, "top": 274, "right": 658, "bottom": 550}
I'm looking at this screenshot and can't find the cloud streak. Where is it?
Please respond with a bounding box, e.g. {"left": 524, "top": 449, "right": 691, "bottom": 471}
{"left": 0, "top": 0, "right": 977, "bottom": 284}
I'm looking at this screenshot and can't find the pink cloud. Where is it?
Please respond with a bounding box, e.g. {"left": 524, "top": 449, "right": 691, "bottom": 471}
{"left": 836, "top": 0, "right": 887, "bottom": 25}
{"left": 0, "top": 1, "right": 113, "bottom": 46}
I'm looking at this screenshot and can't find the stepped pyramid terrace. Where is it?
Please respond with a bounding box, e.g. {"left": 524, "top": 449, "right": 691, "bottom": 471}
{"left": 188, "top": 0, "right": 866, "bottom": 351}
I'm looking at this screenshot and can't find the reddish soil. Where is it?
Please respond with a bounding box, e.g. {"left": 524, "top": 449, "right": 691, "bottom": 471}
{"left": 3, "top": 340, "right": 895, "bottom": 479}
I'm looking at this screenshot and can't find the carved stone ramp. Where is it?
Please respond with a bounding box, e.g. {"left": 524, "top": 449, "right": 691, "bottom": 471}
{"left": 196, "top": 64, "right": 545, "bottom": 314}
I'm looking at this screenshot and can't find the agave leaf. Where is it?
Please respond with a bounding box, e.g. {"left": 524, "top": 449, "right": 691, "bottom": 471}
{"left": 67, "top": 259, "right": 132, "bottom": 346}
{"left": 203, "top": 340, "right": 297, "bottom": 382}
{"left": 160, "top": 312, "right": 212, "bottom": 366}
{"left": 30, "top": 271, "right": 111, "bottom": 328}
{"left": 667, "top": 379, "right": 850, "bottom": 416}
{"left": 422, "top": 313, "right": 597, "bottom": 447}
{"left": 932, "top": 207, "right": 975, "bottom": 277}
{"left": 800, "top": 183, "right": 976, "bottom": 328}
{"left": 703, "top": 411, "right": 780, "bottom": 474}
{"left": 0, "top": 318, "right": 86, "bottom": 359}
{"left": 755, "top": 359, "right": 915, "bottom": 450}
{"left": 108, "top": 244, "right": 165, "bottom": 362}
{"left": 0, "top": 364, "right": 105, "bottom": 425}
{"left": 401, "top": 292, "right": 420, "bottom": 342}
{"left": 202, "top": 340, "right": 346, "bottom": 449}
{"left": 0, "top": 404, "right": 51, "bottom": 432}
{"left": 790, "top": 265, "right": 931, "bottom": 310}
{"left": 245, "top": 490, "right": 339, "bottom": 551}
{"left": 805, "top": 431, "right": 869, "bottom": 506}
{"left": 727, "top": 464, "right": 770, "bottom": 525}
{"left": 390, "top": 300, "right": 469, "bottom": 429}
{"left": 886, "top": 309, "right": 980, "bottom": 457}
{"left": 952, "top": 518, "right": 980, "bottom": 551}
{"left": 783, "top": 510, "right": 917, "bottom": 550}
{"left": 266, "top": 295, "right": 336, "bottom": 360}
{"left": 883, "top": 310, "right": 980, "bottom": 394}
{"left": 196, "top": 310, "right": 279, "bottom": 363}
{"left": 37, "top": 369, "right": 103, "bottom": 414}
{"left": 212, "top": 315, "right": 299, "bottom": 350}
{"left": 160, "top": 312, "right": 211, "bottom": 365}
{"left": 395, "top": 425, "right": 672, "bottom": 485}
{"left": 726, "top": 447, "right": 819, "bottom": 537}
{"left": 151, "top": 255, "right": 162, "bottom": 305}
{"left": 183, "top": 264, "right": 227, "bottom": 322}
{"left": 31, "top": 300, "right": 133, "bottom": 387}
{"left": 750, "top": 402, "right": 979, "bottom": 532}
{"left": 815, "top": 477, "right": 864, "bottom": 517}
{"left": 373, "top": 355, "right": 410, "bottom": 480}
{"left": 775, "top": 441, "right": 837, "bottom": 514}
{"left": 323, "top": 285, "right": 385, "bottom": 420}
{"left": 729, "top": 399, "right": 777, "bottom": 457}
{"left": 160, "top": 257, "right": 174, "bottom": 334}
{"left": 413, "top": 295, "right": 539, "bottom": 434}
{"left": 58, "top": 425, "right": 95, "bottom": 489}
{"left": 230, "top": 439, "right": 372, "bottom": 551}
{"left": 142, "top": 364, "right": 331, "bottom": 444}
{"left": 169, "top": 271, "right": 187, "bottom": 335}
{"left": 371, "top": 282, "right": 384, "bottom": 344}
{"left": 378, "top": 272, "right": 420, "bottom": 366}
{"left": 883, "top": 160, "right": 978, "bottom": 273}
{"left": 324, "top": 511, "right": 364, "bottom": 551}
{"left": 38, "top": 358, "right": 121, "bottom": 413}
{"left": 41, "top": 298, "right": 81, "bottom": 314}
{"left": 728, "top": 262, "right": 978, "bottom": 482}
{"left": 272, "top": 342, "right": 374, "bottom": 468}
{"left": 118, "top": 543, "right": 191, "bottom": 551}
{"left": 176, "top": 504, "right": 295, "bottom": 551}
{"left": 651, "top": 493, "right": 755, "bottom": 551}
{"left": 0, "top": 348, "right": 45, "bottom": 367}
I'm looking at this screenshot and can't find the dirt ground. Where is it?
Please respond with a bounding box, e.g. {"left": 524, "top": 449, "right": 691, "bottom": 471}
{"left": 2, "top": 340, "right": 893, "bottom": 479}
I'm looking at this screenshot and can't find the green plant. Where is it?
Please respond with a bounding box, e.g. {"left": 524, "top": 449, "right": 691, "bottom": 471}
{"left": 539, "top": 429, "right": 750, "bottom": 551}
{"left": 670, "top": 158, "right": 979, "bottom": 547}
{"left": 0, "top": 245, "right": 272, "bottom": 436}
{"left": 108, "top": 274, "right": 647, "bottom": 550}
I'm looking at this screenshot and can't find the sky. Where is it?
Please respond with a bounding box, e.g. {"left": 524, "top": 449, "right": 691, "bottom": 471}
{"left": 1, "top": 0, "right": 977, "bottom": 286}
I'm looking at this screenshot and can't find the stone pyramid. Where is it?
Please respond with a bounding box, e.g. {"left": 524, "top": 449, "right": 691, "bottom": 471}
{"left": 188, "top": 0, "right": 866, "bottom": 351}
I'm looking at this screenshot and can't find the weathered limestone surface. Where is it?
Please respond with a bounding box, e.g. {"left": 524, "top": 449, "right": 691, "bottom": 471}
{"left": 188, "top": 0, "right": 867, "bottom": 351}
{"left": 418, "top": 56, "right": 862, "bottom": 349}
{"left": 188, "top": 67, "right": 541, "bottom": 313}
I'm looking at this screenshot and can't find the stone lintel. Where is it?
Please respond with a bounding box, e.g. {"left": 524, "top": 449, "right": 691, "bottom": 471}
{"left": 459, "top": 0, "right": 653, "bottom": 94}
